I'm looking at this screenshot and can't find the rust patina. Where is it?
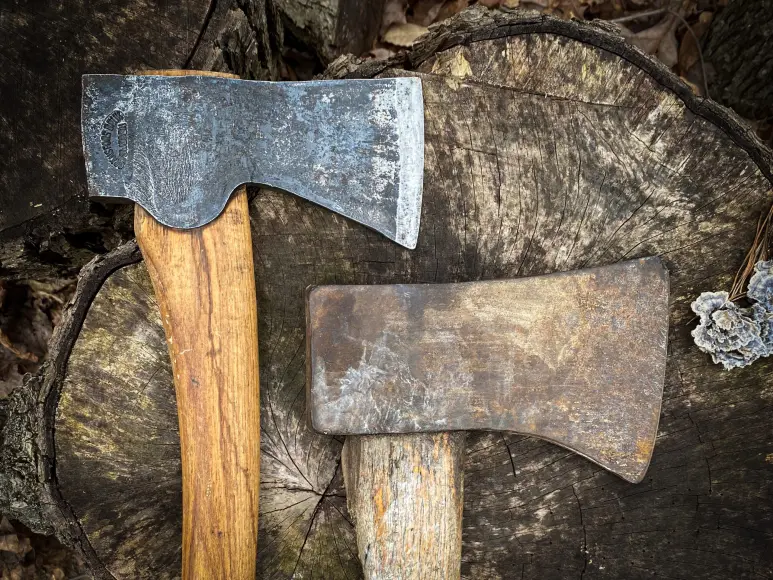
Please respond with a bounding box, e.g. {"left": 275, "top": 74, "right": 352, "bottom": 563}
{"left": 307, "top": 257, "right": 669, "bottom": 483}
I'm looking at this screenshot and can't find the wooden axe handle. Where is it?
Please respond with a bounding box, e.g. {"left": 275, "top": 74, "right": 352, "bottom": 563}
{"left": 342, "top": 432, "right": 466, "bottom": 580}
{"left": 135, "top": 187, "right": 259, "bottom": 580}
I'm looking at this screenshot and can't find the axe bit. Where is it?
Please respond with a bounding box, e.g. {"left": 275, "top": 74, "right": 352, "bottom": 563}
{"left": 307, "top": 258, "right": 670, "bottom": 579}
{"left": 81, "top": 70, "right": 424, "bottom": 579}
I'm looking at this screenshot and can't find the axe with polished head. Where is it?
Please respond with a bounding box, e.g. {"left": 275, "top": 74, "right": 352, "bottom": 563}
{"left": 307, "top": 258, "right": 669, "bottom": 579}
{"left": 81, "top": 70, "right": 424, "bottom": 580}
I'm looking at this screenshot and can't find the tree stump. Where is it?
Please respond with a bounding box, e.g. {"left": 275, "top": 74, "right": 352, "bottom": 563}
{"left": 2, "top": 7, "right": 773, "bottom": 579}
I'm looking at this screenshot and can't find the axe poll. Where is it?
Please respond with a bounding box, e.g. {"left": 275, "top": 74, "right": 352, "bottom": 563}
{"left": 81, "top": 70, "right": 425, "bottom": 579}
{"left": 307, "top": 258, "right": 670, "bottom": 579}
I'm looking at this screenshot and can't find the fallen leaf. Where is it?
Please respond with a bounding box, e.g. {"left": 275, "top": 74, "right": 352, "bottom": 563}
{"left": 0, "top": 328, "right": 38, "bottom": 363}
{"left": 381, "top": 0, "right": 408, "bottom": 34}
{"left": 0, "top": 518, "right": 13, "bottom": 535}
{"left": 680, "top": 75, "right": 703, "bottom": 96}
{"left": 556, "top": 0, "right": 587, "bottom": 19}
{"left": 678, "top": 11, "right": 713, "bottom": 76}
{"left": 8, "top": 564, "right": 24, "bottom": 580}
{"left": 411, "top": 0, "right": 445, "bottom": 26}
{"left": 367, "top": 47, "right": 396, "bottom": 60}
{"left": 0, "top": 519, "right": 91, "bottom": 580}
{"left": 383, "top": 22, "right": 429, "bottom": 47}
{"left": 620, "top": 14, "right": 680, "bottom": 68}
{"left": 657, "top": 22, "right": 679, "bottom": 68}
{"left": 435, "top": 0, "right": 471, "bottom": 22}
{"left": 0, "top": 534, "right": 20, "bottom": 554}
{"left": 620, "top": 15, "right": 672, "bottom": 54}
{"left": 478, "top": 0, "right": 502, "bottom": 7}
{"left": 502, "top": 0, "right": 520, "bottom": 7}
{"left": 18, "top": 538, "right": 30, "bottom": 558}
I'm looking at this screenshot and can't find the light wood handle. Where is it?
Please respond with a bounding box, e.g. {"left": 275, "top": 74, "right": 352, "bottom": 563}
{"left": 135, "top": 187, "right": 259, "bottom": 580}
{"left": 342, "top": 432, "right": 466, "bottom": 580}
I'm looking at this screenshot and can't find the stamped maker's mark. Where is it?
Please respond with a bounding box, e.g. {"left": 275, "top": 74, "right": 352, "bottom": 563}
{"left": 101, "top": 109, "right": 128, "bottom": 169}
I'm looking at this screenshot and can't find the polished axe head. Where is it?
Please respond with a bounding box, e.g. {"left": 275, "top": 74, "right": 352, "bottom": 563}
{"left": 307, "top": 258, "right": 670, "bottom": 483}
{"left": 81, "top": 74, "right": 424, "bottom": 248}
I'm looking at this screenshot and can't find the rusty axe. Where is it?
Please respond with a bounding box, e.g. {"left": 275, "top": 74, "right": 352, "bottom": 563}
{"left": 307, "top": 258, "right": 669, "bottom": 579}
{"left": 81, "top": 70, "right": 424, "bottom": 579}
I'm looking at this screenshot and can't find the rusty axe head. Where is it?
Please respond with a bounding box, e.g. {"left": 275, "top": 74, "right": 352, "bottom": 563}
{"left": 81, "top": 74, "right": 424, "bottom": 247}
{"left": 307, "top": 258, "right": 670, "bottom": 483}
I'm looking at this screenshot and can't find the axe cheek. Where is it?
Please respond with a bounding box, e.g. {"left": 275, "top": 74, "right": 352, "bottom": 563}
{"left": 307, "top": 257, "right": 670, "bottom": 483}
{"left": 81, "top": 74, "right": 424, "bottom": 247}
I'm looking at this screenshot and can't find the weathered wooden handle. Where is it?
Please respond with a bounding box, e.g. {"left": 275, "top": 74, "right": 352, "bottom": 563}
{"left": 342, "top": 432, "right": 466, "bottom": 580}
{"left": 135, "top": 187, "right": 259, "bottom": 580}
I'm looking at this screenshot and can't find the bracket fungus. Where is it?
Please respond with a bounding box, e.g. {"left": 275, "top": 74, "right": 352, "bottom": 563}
{"left": 692, "top": 260, "right": 773, "bottom": 369}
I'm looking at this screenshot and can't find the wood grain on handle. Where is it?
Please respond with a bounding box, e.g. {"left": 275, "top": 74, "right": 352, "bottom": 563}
{"left": 342, "top": 432, "right": 466, "bottom": 580}
{"left": 135, "top": 187, "right": 259, "bottom": 580}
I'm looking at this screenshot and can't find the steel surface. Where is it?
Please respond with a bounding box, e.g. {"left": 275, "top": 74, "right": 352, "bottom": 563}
{"left": 307, "top": 258, "right": 670, "bottom": 482}
{"left": 82, "top": 75, "right": 424, "bottom": 247}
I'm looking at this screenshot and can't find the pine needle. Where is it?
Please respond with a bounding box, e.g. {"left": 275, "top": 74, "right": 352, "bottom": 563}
{"left": 729, "top": 203, "right": 773, "bottom": 301}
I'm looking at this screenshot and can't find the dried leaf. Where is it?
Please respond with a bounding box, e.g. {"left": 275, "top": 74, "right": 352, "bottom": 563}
{"left": 620, "top": 15, "right": 672, "bottom": 54}
{"left": 0, "top": 518, "right": 14, "bottom": 535}
{"left": 680, "top": 75, "right": 703, "bottom": 96}
{"left": 435, "top": 0, "right": 471, "bottom": 22}
{"left": 0, "top": 519, "right": 90, "bottom": 580}
{"left": 383, "top": 22, "right": 429, "bottom": 47}
{"left": 367, "top": 47, "right": 396, "bottom": 60}
{"left": 620, "top": 14, "right": 680, "bottom": 67}
{"left": 502, "top": 0, "right": 520, "bottom": 7}
{"left": 381, "top": 0, "right": 408, "bottom": 34}
{"left": 0, "top": 328, "right": 38, "bottom": 362}
{"left": 478, "top": 0, "right": 501, "bottom": 7}
{"left": 411, "top": 0, "right": 445, "bottom": 26}
{"left": 678, "top": 11, "right": 713, "bottom": 76}
{"left": 0, "top": 534, "right": 20, "bottom": 554}
{"left": 557, "top": 0, "right": 587, "bottom": 19}
{"left": 657, "top": 23, "right": 678, "bottom": 67}
{"left": 19, "top": 538, "right": 31, "bottom": 558}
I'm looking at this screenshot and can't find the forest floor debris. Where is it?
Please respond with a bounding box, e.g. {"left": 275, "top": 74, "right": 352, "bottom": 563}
{"left": 374, "top": 0, "right": 723, "bottom": 101}
{"left": 0, "top": 517, "right": 89, "bottom": 580}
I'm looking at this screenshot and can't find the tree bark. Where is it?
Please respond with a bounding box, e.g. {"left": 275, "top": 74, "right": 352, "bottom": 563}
{"left": 2, "top": 6, "right": 773, "bottom": 579}
{"left": 704, "top": 0, "right": 773, "bottom": 122}
{"left": 274, "top": 0, "right": 385, "bottom": 64}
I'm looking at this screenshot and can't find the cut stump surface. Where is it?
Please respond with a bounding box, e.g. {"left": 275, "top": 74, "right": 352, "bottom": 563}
{"left": 3, "top": 7, "right": 772, "bottom": 580}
